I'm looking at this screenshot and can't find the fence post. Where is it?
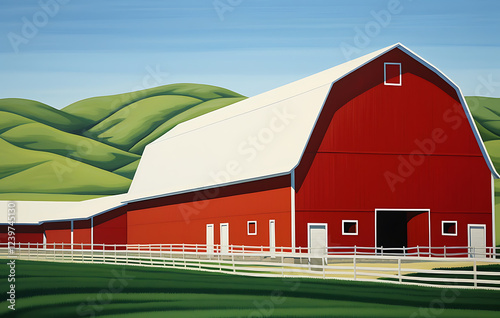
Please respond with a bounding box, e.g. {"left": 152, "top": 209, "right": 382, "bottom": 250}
{"left": 281, "top": 255, "right": 284, "bottom": 277}
{"left": 36, "top": 242, "right": 39, "bottom": 259}
{"left": 115, "top": 244, "right": 117, "bottom": 264}
{"left": 444, "top": 246, "right": 446, "bottom": 258}
{"left": 353, "top": 254, "right": 356, "bottom": 281}
{"left": 54, "top": 242, "right": 56, "bottom": 260}
{"left": 381, "top": 246, "right": 383, "bottom": 257}
{"left": 473, "top": 259, "right": 477, "bottom": 288}
{"left": 417, "top": 245, "right": 420, "bottom": 257}
{"left": 352, "top": 255, "right": 356, "bottom": 280}
{"left": 28, "top": 242, "right": 30, "bottom": 260}
{"left": 398, "top": 258, "right": 402, "bottom": 283}
{"left": 182, "top": 243, "right": 186, "bottom": 268}
{"left": 232, "top": 252, "right": 235, "bottom": 273}
{"left": 322, "top": 256, "right": 325, "bottom": 279}
{"left": 91, "top": 243, "right": 94, "bottom": 263}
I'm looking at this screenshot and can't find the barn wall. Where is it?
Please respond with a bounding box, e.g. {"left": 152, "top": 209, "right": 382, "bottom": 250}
{"left": 93, "top": 206, "right": 128, "bottom": 249}
{"left": 430, "top": 212, "right": 492, "bottom": 255}
{"left": 73, "top": 219, "right": 91, "bottom": 249}
{"left": 127, "top": 176, "right": 292, "bottom": 249}
{"left": 0, "top": 225, "right": 44, "bottom": 245}
{"left": 295, "top": 47, "right": 493, "bottom": 249}
{"left": 44, "top": 221, "right": 71, "bottom": 248}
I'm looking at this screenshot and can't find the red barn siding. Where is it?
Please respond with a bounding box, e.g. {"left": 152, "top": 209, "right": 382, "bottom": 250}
{"left": 127, "top": 176, "right": 292, "bottom": 249}
{"left": 0, "top": 225, "right": 43, "bottom": 245}
{"left": 93, "top": 207, "right": 127, "bottom": 249}
{"left": 73, "top": 219, "right": 91, "bottom": 249}
{"left": 44, "top": 222, "right": 71, "bottom": 249}
{"left": 295, "top": 47, "right": 492, "bottom": 250}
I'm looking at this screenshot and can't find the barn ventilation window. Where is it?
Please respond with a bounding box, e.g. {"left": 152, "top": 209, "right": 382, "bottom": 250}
{"left": 247, "top": 221, "right": 257, "bottom": 235}
{"left": 342, "top": 220, "right": 358, "bottom": 235}
{"left": 442, "top": 221, "right": 457, "bottom": 236}
{"left": 384, "top": 62, "right": 402, "bottom": 86}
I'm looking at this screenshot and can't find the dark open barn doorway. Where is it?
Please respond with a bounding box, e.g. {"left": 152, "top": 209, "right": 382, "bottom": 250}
{"left": 376, "top": 211, "right": 408, "bottom": 254}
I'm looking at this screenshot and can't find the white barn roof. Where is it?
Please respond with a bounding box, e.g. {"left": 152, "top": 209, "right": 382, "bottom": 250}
{"left": 127, "top": 43, "right": 498, "bottom": 203}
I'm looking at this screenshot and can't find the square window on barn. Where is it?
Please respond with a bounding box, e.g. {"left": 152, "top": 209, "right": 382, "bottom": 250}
{"left": 342, "top": 220, "right": 358, "bottom": 235}
{"left": 442, "top": 221, "right": 457, "bottom": 236}
{"left": 247, "top": 221, "right": 257, "bottom": 235}
{"left": 384, "top": 62, "right": 402, "bottom": 86}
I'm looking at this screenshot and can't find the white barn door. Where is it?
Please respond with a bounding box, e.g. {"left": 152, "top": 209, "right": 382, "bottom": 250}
{"left": 309, "top": 224, "right": 327, "bottom": 257}
{"left": 206, "top": 224, "right": 214, "bottom": 254}
{"left": 269, "top": 220, "right": 276, "bottom": 257}
{"left": 220, "top": 223, "right": 229, "bottom": 254}
{"left": 468, "top": 224, "right": 486, "bottom": 258}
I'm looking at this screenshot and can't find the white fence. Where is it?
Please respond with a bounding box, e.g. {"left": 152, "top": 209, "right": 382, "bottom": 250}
{"left": 1, "top": 243, "right": 499, "bottom": 290}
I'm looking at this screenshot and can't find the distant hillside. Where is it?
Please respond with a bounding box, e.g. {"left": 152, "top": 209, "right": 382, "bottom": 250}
{"left": 466, "top": 97, "right": 500, "bottom": 171}
{"left": 0, "top": 84, "right": 246, "bottom": 201}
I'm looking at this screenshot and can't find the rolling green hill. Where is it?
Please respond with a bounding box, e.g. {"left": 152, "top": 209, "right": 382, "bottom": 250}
{"left": 466, "top": 96, "right": 500, "bottom": 246}
{"left": 63, "top": 83, "right": 245, "bottom": 123}
{"left": 0, "top": 84, "right": 246, "bottom": 201}
{"left": 0, "top": 98, "right": 93, "bottom": 133}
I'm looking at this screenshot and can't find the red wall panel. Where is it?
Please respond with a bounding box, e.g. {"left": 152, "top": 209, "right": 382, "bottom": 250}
{"left": 93, "top": 207, "right": 127, "bottom": 249}
{"left": 407, "top": 211, "right": 429, "bottom": 249}
{"left": 127, "top": 176, "right": 292, "bottom": 249}
{"left": 295, "top": 47, "right": 492, "bottom": 250}
{"left": 0, "top": 225, "right": 43, "bottom": 245}
{"left": 73, "top": 219, "right": 91, "bottom": 249}
{"left": 44, "top": 222, "right": 71, "bottom": 248}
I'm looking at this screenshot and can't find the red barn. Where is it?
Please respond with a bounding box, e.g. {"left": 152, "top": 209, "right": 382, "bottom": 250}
{"left": 1, "top": 43, "right": 497, "bottom": 257}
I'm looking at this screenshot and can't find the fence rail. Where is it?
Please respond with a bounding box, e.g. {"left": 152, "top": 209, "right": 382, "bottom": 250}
{"left": 2, "top": 242, "right": 499, "bottom": 258}
{"left": 1, "top": 243, "right": 499, "bottom": 290}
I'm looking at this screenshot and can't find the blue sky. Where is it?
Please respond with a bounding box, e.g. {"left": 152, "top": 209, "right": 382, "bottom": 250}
{"left": 0, "top": 0, "right": 499, "bottom": 109}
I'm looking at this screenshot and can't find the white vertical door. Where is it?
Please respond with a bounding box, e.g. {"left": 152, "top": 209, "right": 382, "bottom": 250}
{"left": 206, "top": 224, "right": 214, "bottom": 254}
{"left": 220, "top": 223, "right": 229, "bottom": 254}
{"left": 309, "top": 224, "right": 327, "bottom": 257}
{"left": 269, "top": 220, "right": 276, "bottom": 257}
{"left": 469, "top": 225, "right": 486, "bottom": 258}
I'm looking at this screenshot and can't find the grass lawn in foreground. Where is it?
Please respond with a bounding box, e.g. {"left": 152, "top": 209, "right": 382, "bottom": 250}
{"left": 0, "top": 259, "right": 499, "bottom": 317}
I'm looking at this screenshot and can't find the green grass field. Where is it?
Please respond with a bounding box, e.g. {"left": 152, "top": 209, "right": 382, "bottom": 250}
{"left": 0, "top": 260, "right": 499, "bottom": 317}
